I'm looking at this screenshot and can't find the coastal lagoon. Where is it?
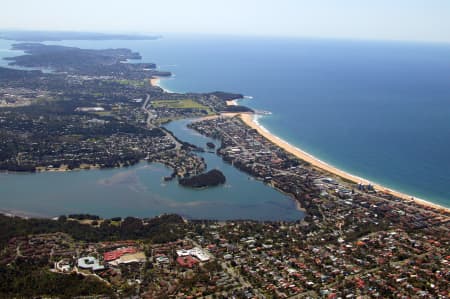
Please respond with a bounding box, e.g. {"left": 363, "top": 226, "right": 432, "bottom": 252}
{"left": 1, "top": 35, "right": 450, "bottom": 209}
{"left": 0, "top": 119, "right": 302, "bottom": 220}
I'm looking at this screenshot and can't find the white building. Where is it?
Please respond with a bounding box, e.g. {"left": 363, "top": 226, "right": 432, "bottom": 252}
{"left": 176, "top": 247, "right": 210, "bottom": 262}
{"left": 77, "top": 256, "right": 105, "bottom": 271}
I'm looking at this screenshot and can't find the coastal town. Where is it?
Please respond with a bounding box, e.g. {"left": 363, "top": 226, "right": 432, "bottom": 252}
{"left": 0, "top": 211, "right": 448, "bottom": 298}
{"left": 0, "top": 41, "right": 449, "bottom": 298}
{"left": 0, "top": 44, "right": 243, "bottom": 177}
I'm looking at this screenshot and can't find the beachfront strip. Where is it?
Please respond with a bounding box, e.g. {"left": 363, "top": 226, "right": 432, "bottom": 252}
{"left": 190, "top": 115, "right": 449, "bottom": 216}
{"left": 1, "top": 213, "right": 448, "bottom": 298}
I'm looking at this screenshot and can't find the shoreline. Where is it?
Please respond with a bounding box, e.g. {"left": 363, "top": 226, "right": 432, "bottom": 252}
{"left": 149, "top": 77, "right": 160, "bottom": 87}
{"left": 238, "top": 113, "right": 450, "bottom": 213}
{"left": 150, "top": 76, "right": 173, "bottom": 93}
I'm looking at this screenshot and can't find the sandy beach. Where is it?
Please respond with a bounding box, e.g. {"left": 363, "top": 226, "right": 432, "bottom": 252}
{"left": 149, "top": 77, "right": 161, "bottom": 87}
{"left": 149, "top": 76, "right": 174, "bottom": 93}
{"left": 226, "top": 99, "right": 238, "bottom": 106}
{"left": 238, "top": 113, "right": 450, "bottom": 213}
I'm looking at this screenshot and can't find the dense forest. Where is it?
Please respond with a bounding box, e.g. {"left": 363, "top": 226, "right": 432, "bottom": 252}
{"left": 0, "top": 214, "right": 186, "bottom": 247}
{"left": 0, "top": 260, "right": 115, "bottom": 298}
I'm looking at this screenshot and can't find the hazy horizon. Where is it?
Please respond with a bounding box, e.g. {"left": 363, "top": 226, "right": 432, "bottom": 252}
{"left": 1, "top": 0, "right": 449, "bottom": 44}
{"left": 2, "top": 29, "right": 450, "bottom": 46}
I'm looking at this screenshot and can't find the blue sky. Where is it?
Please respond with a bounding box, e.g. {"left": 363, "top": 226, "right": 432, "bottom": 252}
{"left": 1, "top": 0, "right": 449, "bottom": 43}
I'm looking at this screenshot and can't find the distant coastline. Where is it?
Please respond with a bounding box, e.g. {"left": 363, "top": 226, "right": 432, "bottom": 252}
{"left": 0, "top": 30, "right": 161, "bottom": 42}
{"left": 238, "top": 113, "right": 450, "bottom": 213}
{"left": 0, "top": 208, "right": 49, "bottom": 219}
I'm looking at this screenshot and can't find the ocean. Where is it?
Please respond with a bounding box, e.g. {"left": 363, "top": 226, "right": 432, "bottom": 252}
{"left": 1, "top": 34, "right": 450, "bottom": 209}
{"left": 145, "top": 35, "right": 450, "bottom": 207}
